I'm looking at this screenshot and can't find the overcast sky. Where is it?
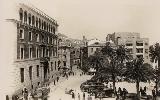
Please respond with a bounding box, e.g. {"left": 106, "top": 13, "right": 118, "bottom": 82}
{"left": 4, "top": 0, "right": 160, "bottom": 44}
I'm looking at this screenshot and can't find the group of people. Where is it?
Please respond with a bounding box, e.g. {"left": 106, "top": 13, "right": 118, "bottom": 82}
{"left": 71, "top": 92, "right": 88, "bottom": 100}
{"left": 116, "top": 87, "right": 128, "bottom": 100}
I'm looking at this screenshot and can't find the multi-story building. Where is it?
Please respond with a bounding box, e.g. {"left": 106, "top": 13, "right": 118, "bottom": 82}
{"left": 58, "top": 33, "right": 71, "bottom": 70}
{"left": 3, "top": 3, "right": 59, "bottom": 98}
{"left": 106, "top": 32, "right": 150, "bottom": 63}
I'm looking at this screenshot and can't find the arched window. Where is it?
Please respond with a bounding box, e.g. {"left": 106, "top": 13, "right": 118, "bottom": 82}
{"left": 39, "top": 18, "right": 41, "bottom": 29}
{"left": 46, "top": 23, "right": 48, "bottom": 32}
{"left": 32, "top": 15, "right": 35, "bottom": 26}
{"left": 36, "top": 17, "right": 38, "bottom": 27}
{"left": 44, "top": 21, "right": 46, "bottom": 30}
{"left": 49, "top": 24, "right": 50, "bottom": 32}
{"left": 28, "top": 13, "right": 31, "bottom": 25}
{"left": 24, "top": 11, "right": 27, "bottom": 23}
{"left": 51, "top": 27, "right": 52, "bottom": 32}
{"left": 41, "top": 20, "right": 44, "bottom": 29}
{"left": 19, "top": 8, "right": 23, "bottom": 21}
{"left": 53, "top": 27, "right": 55, "bottom": 34}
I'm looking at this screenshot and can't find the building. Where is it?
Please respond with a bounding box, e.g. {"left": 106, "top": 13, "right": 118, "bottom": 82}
{"left": 87, "top": 38, "right": 105, "bottom": 57}
{"left": 106, "top": 32, "right": 150, "bottom": 63}
{"left": 58, "top": 33, "right": 71, "bottom": 70}
{"left": 2, "top": 3, "right": 59, "bottom": 98}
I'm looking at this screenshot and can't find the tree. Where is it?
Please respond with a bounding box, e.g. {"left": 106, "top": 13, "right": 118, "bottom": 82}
{"left": 123, "top": 58, "right": 153, "bottom": 99}
{"left": 101, "top": 43, "right": 131, "bottom": 92}
{"left": 149, "top": 43, "right": 160, "bottom": 94}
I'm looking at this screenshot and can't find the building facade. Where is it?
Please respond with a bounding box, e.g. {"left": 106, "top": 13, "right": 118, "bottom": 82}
{"left": 4, "top": 3, "right": 60, "bottom": 98}
{"left": 58, "top": 33, "right": 71, "bottom": 70}
{"left": 106, "top": 32, "right": 150, "bottom": 63}
{"left": 87, "top": 38, "right": 105, "bottom": 57}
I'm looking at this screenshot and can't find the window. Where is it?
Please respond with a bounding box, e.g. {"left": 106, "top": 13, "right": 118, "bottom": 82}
{"left": 126, "top": 43, "right": 133, "bottom": 46}
{"left": 136, "top": 48, "right": 143, "bottom": 53}
{"left": 51, "top": 62, "right": 53, "bottom": 71}
{"left": 20, "top": 68, "right": 24, "bottom": 83}
{"left": 29, "top": 32, "right": 32, "bottom": 41}
{"left": 29, "top": 66, "right": 32, "bottom": 80}
{"left": 32, "top": 15, "right": 35, "bottom": 26}
{"left": 49, "top": 24, "right": 51, "bottom": 32}
{"left": 39, "top": 18, "right": 41, "bottom": 28}
{"left": 36, "top": 33, "right": 39, "bottom": 42}
{"left": 50, "top": 38, "right": 53, "bottom": 44}
{"left": 36, "top": 17, "right": 38, "bottom": 27}
{"left": 137, "top": 55, "right": 143, "bottom": 58}
{"left": 20, "top": 46, "right": 24, "bottom": 59}
{"left": 19, "top": 29, "right": 24, "bottom": 39}
{"left": 41, "top": 35, "right": 45, "bottom": 43}
{"left": 41, "top": 20, "right": 44, "bottom": 29}
{"left": 47, "top": 37, "right": 50, "bottom": 44}
{"left": 46, "top": 49, "right": 49, "bottom": 57}
{"left": 28, "top": 14, "right": 31, "bottom": 25}
{"left": 136, "top": 42, "right": 143, "bottom": 46}
{"left": 29, "top": 46, "right": 32, "bottom": 58}
{"left": 44, "top": 21, "right": 46, "bottom": 30}
{"left": 42, "top": 47, "right": 45, "bottom": 57}
{"left": 53, "top": 27, "right": 55, "bottom": 33}
{"left": 37, "top": 65, "right": 39, "bottom": 77}
{"left": 63, "top": 61, "right": 66, "bottom": 66}
{"left": 24, "top": 11, "right": 27, "bottom": 23}
{"left": 46, "top": 23, "right": 48, "bottom": 31}
{"left": 55, "top": 61, "right": 57, "bottom": 70}
{"left": 96, "top": 48, "right": 98, "bottom": 51}
{"left": 19, "top": 8, "right": 23, "bottom": 21}
{"left": 36, "top": 47, "right": 39, "bottom": 58}
{"left": 54, "top": 39, "right": 57, "bottom": 45}
{"left": 91, "top": 48, "right": 93, "bottom": 52}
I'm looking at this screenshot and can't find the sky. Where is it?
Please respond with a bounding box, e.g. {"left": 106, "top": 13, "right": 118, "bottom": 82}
{"left": 2, "top": 0, "right": 160, "bottom": 44}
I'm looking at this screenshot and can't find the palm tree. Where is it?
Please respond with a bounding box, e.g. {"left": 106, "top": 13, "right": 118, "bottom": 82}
{"left": 101, "top": 43, "right": 131, "bottom": 92}
{"left": 149, "top": 43, "right": 160, "bottom": 94}
{"left": 123, "top": 58, "right": 153, "bottom": 99}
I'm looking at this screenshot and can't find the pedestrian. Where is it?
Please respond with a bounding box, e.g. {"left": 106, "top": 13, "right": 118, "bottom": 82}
{"left": 110, "top": 84, "right": 112, "bottom": 89}
{"left": 22, "top": 87, "right": 28, "bottom": 100}
{"left": 152, "top": 88, "right": 156, "bottom": 100}
{"left": 72, "top": 92, "right": 75, "bottom": 100}
{"left": 57, "top": 76, "right": 59, "bottom": 82}
{"left": 118, "top": 87, "right": 122, "bottom": 97}
{"left": 54, "top": 80, "right": 56, "bottom": 85}
{"left": 140, "top": 87, "right": 143, "bottom": 96}
{"left": 78, "top": 93, "right": 80, "bottom": 100}
{"left": 122, "top": 88, "right": 128, "bottom": 100}
{"left": 144, "top": 86, "right": 147, "bottom": 92}
{"left": 83, "top": 92, "right": 85, "bottom": 100}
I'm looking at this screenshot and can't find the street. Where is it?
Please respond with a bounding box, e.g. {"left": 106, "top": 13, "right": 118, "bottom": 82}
{"left": 46, "top": 67, "right": 160, "bottom": 100}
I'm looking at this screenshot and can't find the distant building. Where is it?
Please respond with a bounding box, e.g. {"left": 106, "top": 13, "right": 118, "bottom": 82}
{"left": 3, "top": 3, "right": 59, "bottom": 98}
{"left": 106, "top": 32, "right": 150, "bottom": 63}
{"left": 58, "top": 33, "right": 71, "bottom": 70}
{"left": 87, "top": 38, "right": 105, "bottom": 57}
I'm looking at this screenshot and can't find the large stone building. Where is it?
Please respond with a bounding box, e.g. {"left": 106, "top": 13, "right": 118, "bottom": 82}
{"left": 106, "top": 32, "right": 150, "bottom": 63}
{"left": 2, "top": 2, "right": 60, "bottom": 98}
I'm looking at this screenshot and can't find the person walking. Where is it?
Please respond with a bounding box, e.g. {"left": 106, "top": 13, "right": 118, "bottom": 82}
{"left": 83, "top": 92, "right": 85, "bottom": 100}
{"left": 72, "top": 92, "right": 75, "bottom": 100}
{"left": 78, "top": 93, "right": 80, "bottom": 100}
{"left": 152, "top": 88, "right": 156, "bottom": 100}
